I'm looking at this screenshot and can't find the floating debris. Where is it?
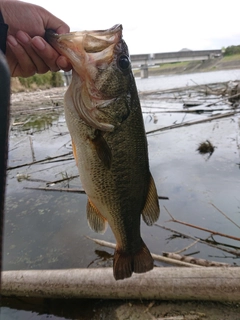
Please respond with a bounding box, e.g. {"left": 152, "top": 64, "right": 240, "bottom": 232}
{"left": 197, "top": 140, "right": 215, "bottom": 157}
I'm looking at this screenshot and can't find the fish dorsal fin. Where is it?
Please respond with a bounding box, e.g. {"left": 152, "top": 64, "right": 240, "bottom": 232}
{"left": 71, "top": 138, "right": 78, "bottom": 166}
{"left": 141, "top": 174, "right": 160, "bottom": 226}
{"left": 90, "top": 130, "right": 112, "bottom": 169}
{"left": 87, "top": 199, "right": 108, "bottom": 234}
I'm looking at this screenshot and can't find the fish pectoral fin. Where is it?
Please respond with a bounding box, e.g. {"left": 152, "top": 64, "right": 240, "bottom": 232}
{"left": 141, "top": 174, "right": 160, "bottom": 226}
{"left": 71, "top": 138, "right": 78, "bottom": 166}
{"left": 90, "top": 131, "right": 112, "bottom": 169}
{"left": 113, "top": 240, "right": 153, "bottom": 280}
{"left": 87, "top": 199, "right": 108, "bottom": 234}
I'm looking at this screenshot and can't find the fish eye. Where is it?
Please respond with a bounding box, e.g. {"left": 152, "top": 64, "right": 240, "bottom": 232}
{"left": 118, "top": 55, "right": 130, "bottom": 70}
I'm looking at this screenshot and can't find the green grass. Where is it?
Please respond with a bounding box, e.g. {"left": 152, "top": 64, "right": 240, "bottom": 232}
{"left": 221, "top": 54, "right": 240, "bottom": 62}
{"left": 18, "top": 71, "right": 63, "bottom": 89}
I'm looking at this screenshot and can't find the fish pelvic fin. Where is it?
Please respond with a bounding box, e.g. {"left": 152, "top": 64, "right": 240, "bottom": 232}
{"left": 113, "top": 240, "right": 153, "bottom": 280}
{"left": 142, "top": 174, "right": 160, "bottom": 226}
{"left": 87, "top": 199, "right": 108, "bottom": 234}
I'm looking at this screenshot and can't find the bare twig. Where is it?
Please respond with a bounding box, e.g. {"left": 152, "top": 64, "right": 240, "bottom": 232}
{"left": 162, "top": 252, "right": 230, "bottom": 267}
{"left": 207, "top": 92, "right": 240, "bottom": 107}
{"left": 86, "top": 236, "right": 202, "bottom": 268}
{"left": 210, "top": 203, "right": 240, "bottom": 229}
{"left": 7, "top": 151, "right": 73, "bottom": 170}
{"left": 24, "top": 186, "right": 168, "bottom": 200}
{"left": 146, "top": 111, "right": 240, "bottom": 135}
{"left": 174, "top": 240, "right": 200, "bottom": 254}
{"left": 164, "top": 206, "right": 240, "bottom": 242}
{"left": 46, "top": 175, "right": 79, "bottom": 186}
{"left": 24, "top": 186, "right": 86, "bottom": 194}
{"left": 155, "top": 223, "right": 240, "bottom": 257}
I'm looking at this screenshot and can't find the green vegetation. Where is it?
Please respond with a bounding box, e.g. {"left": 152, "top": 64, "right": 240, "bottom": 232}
{"left": 221, "top": 53, "right": 240, "bottom": 61}
{"left": 224, "top": 45, "right": 240, "bottom": 56}
{"left": 18, "top": 71, "right": 64, "bottom": 90}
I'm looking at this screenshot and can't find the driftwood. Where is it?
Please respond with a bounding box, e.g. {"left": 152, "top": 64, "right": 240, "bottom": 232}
{"left": 1, "top": 267, "right": 240, "bottom": 301}
{"left": 162, "top": 252, "right": 230, "bottom": 267}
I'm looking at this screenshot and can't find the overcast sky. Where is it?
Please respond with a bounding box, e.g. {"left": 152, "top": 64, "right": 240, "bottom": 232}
{"left": 25, "top": 0, "right": 240, "bottom": 54}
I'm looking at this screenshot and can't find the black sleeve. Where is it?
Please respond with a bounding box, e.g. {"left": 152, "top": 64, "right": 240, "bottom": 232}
{"left": 0, "top": 11, "right": 8, "bottom": 54}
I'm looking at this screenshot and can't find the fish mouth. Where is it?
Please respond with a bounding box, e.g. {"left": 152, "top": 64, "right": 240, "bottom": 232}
{"left": 45, "top": 25, "right": 124, "bottom": 132}
{"left": 45, "top": 24, "right": 123, "bottom": 69}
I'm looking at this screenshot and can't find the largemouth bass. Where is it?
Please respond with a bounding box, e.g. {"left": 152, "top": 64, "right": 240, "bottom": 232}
{"left": 46, "top": 25, "right": 160, "bottom": 280}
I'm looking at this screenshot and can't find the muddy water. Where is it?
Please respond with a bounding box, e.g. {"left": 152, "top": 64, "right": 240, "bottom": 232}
{"left": 1, "top": 70, "right": 240, "bottom": 319}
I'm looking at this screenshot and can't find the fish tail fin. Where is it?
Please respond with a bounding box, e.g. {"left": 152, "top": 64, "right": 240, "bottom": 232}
{"left": 113, "top": 240, "right": 153, "bottom": 280}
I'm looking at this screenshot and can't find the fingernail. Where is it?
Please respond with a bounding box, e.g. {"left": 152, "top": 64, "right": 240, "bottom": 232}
{"left": 7, "top": 35, "right": 18, "bottom": 47}
{"left": 32, "top": 37, "right": 46, "bottom": 51}
{"left": 16, "top": 31, "right": 29, "bottom": 44}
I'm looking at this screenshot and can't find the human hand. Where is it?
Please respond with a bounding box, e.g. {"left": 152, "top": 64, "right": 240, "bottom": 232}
{"left": 0, "top": 0, "right": 72, "bottom": 77}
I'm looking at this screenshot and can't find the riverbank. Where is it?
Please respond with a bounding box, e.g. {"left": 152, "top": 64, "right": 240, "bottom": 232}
{"left": 133, "top": 54, "right": 240, "bottom": 77}
{"left": 10, "top": 54, "right": 240, "bottom": 93}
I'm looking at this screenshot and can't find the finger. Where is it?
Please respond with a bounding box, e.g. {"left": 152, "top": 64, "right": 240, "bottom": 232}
{"left": 56, "top": 56, "right": 72, "bottom": 72}
{"left": 42, "top": 11, "right": 70, "bottom": 35}
{"left": 16, "top": 31, "right": 49, "bottom": 74}
{"left": 7, "top": 35, "right": 37, "bottom": 77}
{"left": 31, "top": 36, "right": 61, "bottom": 72}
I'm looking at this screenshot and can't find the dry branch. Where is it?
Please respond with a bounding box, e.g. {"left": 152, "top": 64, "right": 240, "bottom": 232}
{"left": 164, "top": 206, "right": 240, "bottom": 242}
{"left": 146, "top": 111, "right": 240, "bottom": 135}
{"left": 207, "top": 92, "right": 240, "bottom": 107}
{"left": 2, "top": 267, "right": 240, "bottom": 301}
{"left": 168, "top": 217, "right": 240, "bottom": 242}
{"left": 174, "top": 240, "right": 199, "bottom": 254}
{"left": 162, "top": 252, "right": 230, "bottom": 267}
{"left": 210, "top": 203, "right": 240, "bottom": 229}
{"left": 46, "top": 175, "right": 79, "bottom": 186}
{"left": 86, "top": 237, "right": 202, "bottom": 268}
{"left": 155, "top": 223, "right": 240, "bottom": 257}
{"left": 24, "top": 186, "right": 86, "bottom": 194}
{"left": 24, "top": 186, "right": 169, "bottom": 200}
{"left": 7, "top": 151, "right": 73, "bottom": 170}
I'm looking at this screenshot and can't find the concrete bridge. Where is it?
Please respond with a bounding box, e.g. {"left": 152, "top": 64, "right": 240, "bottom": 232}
{"left": 62, "top": 49, "right": 222, "bottom": 82}
{"left": 130, "top": 49, "right": 222, "bottom": 78}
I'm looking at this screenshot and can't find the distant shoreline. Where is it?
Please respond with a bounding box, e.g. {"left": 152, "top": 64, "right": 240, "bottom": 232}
{"left": 133, "top": 54, "right": 240, "bottom": 77}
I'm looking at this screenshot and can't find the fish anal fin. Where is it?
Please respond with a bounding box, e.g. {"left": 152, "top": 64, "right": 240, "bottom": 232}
{"left": 90, "top": 130, "right": 112, "bottom": 169}
{"left": 71, "top": 138, "right": 78, "bottom": 166}
{"left": 113, "top": 240, "right": 153, "bottom": 280}
{"left": 87, "top": 199, "right": 108, "bottom": 234}
{"left": 142, "top": 174, "right": 160, "bottom": 226}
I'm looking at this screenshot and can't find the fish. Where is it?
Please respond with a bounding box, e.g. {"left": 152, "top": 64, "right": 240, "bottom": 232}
{"left": 45, "top": 24, "right": 160, "bottom": 280}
